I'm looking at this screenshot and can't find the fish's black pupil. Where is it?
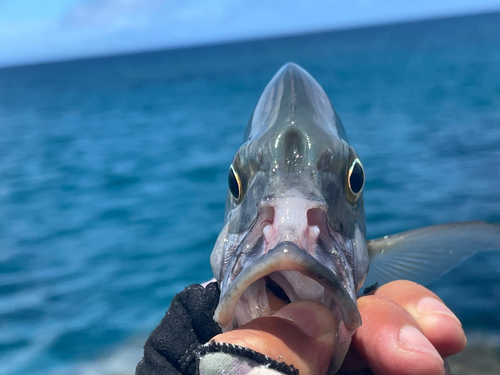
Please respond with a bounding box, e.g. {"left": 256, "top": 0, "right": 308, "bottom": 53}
{"left": 350, "top": 162, "right": 364, "bottom": 194}
{"left": 228, "top": 167, "right": 240, "bottom": 199}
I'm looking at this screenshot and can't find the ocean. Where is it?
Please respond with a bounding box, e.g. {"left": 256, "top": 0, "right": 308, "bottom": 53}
{"left": 1, "top": 11, "right": 499, "bottom": 375}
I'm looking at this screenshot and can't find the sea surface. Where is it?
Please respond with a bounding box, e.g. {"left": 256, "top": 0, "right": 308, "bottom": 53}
{"left": 1, "top": 11, "right": 500, "bottom": 375}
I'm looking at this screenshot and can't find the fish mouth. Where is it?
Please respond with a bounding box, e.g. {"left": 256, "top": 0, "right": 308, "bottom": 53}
{"left": 214, "top": 241, "right": 361, "bottom": 332}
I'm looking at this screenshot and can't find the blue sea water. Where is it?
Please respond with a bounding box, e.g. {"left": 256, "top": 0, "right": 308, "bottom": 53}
{"left": 1, "top": 11, "right": 500, "bottom": 375}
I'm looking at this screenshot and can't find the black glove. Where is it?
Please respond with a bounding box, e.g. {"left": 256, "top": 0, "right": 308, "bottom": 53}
{"left": 136, "top": 282, "right": 222, "bottom": 375}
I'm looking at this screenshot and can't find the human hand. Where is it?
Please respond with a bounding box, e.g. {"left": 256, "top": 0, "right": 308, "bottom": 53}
{"left": 212, "top": 280, "right": 466, "bottom": 375}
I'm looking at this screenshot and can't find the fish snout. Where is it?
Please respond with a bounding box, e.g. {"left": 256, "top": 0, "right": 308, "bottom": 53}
{"left": 259, "top": 197, "right": 328, "bottom": 254}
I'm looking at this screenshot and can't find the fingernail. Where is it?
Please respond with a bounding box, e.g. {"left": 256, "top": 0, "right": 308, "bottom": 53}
{"left": 273, "top": 301, "right": 336, "bottom": 338}
{"left": 399, "top": 325, "right": 444, "bottom": 365}
{"left": 417, "top": 297, "right": 461, "bottom": 325}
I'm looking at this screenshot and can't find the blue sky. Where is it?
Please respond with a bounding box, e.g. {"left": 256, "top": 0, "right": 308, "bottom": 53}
{"left": 1, "top": 0, "right": 499, "bottom": 67}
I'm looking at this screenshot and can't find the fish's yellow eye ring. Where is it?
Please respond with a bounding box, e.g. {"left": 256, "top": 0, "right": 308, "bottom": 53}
{"left": 228, "top": 164, "right": 243, "bottom": 201}
{"left": 347, "top": 158, "right": 365, "bottom": 199}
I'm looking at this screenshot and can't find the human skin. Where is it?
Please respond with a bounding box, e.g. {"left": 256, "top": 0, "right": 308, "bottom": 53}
{"left": 213, "top": 280, "right": 466, "bottom": 375}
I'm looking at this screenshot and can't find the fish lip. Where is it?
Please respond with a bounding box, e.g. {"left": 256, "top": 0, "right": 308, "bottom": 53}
{"left": 214, "top": 241, "right": 361, "bottom": 331}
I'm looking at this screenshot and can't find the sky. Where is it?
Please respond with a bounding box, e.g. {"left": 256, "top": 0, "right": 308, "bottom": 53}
{"left": 1, "top": 0, "right": 500, "bottom": 67}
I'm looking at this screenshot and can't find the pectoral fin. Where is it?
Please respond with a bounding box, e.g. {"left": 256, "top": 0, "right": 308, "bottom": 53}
{"left": 363, "top": 221, "right": 500, "bottom": 291}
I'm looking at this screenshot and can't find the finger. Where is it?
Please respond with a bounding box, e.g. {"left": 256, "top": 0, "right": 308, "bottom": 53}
{"left": 212, "top": 300, "right": 338, "bottom": 375}
{"left": 344, "top": 295, "right": 446, "bottom": 375}
{"left": 374, "top": 280, "right": 466, "bottom": 357}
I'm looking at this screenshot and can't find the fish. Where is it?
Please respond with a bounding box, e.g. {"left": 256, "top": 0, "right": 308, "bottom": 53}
{"left": 209, "top": 62, "right": 500, "bottom": 374}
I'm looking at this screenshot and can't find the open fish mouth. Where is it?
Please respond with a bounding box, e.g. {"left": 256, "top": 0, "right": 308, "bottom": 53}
{"left": 214, "top": 241, "right": 361, "bottom": 333}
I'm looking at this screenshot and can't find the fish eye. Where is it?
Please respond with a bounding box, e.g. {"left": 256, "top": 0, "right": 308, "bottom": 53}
{"left": 228, "top": 164, "right": 243, "bottom": 201}
{"left": 348, "top": 158, "right": 364, "bottom": 195}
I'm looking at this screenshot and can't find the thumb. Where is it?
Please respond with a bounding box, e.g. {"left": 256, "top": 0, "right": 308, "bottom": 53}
{"left": 213, "top": 300, "right": 339, "bottom": 375}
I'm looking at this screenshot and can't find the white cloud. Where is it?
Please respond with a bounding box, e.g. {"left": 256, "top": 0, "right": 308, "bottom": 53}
{"left": 60, "top": 0, "right": 164, "bottom": 30}
{"left": 0, "top": 19, "right": 50, "bottom": 37}
{"left": 1, "top": 0, "right": 500, "bottom": 66}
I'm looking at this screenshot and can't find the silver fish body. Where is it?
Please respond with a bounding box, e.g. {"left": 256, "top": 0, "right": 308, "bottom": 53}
{"left": 210, "top": 63, "right": 500, "bottom": 374}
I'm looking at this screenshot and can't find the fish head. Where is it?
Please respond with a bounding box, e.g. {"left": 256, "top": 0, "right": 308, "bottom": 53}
{"left": 210, "top": 63, "right": 369, "bottom": 372}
